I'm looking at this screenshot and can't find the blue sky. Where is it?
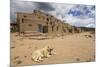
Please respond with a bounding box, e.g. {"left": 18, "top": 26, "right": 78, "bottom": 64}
{"left": 11, "top": 0, "right": 95, "bottom": 28}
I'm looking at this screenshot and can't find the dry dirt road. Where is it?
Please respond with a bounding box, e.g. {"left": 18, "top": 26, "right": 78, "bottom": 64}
{"left": 10, "top": 32, "right": 95, "bottom": 66}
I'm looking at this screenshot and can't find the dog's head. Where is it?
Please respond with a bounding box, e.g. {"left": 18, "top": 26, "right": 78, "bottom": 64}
{"left": 46, "top": 46, "right": 56, "bottom": 55}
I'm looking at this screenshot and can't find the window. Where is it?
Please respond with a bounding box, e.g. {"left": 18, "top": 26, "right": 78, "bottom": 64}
{"left": 51, "top": 16, "right": 53, "bottom": 17}
{"left": 21, "top": 32, "right": 24, "bottom": 34}
{"left": 38, "top": 16, "right": 40, "bottom": 19}
{"left": 22, "top": 19, "right": 24, "bottom": 23}
{"left": 57, "top": 27, "right": 58, "bottom": 31}
{"left": 24, "top": 16, "right": 27, "bottom": 17}
{"left": 57, "top": 19, "right": 59, "bottom": 22}
{"left": 46, "top": 14, "right": 48, "bottom": 16}
{"left": 28, "top": 24, "right": 32, "bottom": 27}
{"left": 47, "top": 18, "right": 49, "bottom": 21}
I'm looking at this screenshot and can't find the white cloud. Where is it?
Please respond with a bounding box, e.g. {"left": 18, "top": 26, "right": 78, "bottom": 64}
{"left": 49, "top": 4, "right": 95, "bottom": 28}
{"left": 10, "top": 0, "right": 95, "bottom": 28}
{"left": 61, "top": 14, "right": 95, "bottom": 27}
{"left": 86, "top": 24, "right": 95, "bottom": 28}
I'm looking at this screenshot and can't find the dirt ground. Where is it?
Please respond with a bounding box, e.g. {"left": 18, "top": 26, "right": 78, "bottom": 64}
{"left": 10, "top": 32, "right": 95, "bottom": 66}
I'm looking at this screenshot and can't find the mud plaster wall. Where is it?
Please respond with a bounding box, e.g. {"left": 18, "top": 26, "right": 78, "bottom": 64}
{"left": 17, "top": 10, "right": 69, "bottom": 34}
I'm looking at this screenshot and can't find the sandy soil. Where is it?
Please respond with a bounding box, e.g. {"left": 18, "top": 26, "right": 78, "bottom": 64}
{"left": 10, "top": 32, "right": 95, "bottom": 66}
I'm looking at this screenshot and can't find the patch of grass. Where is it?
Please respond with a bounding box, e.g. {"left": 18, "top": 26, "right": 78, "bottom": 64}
{"left": 76, "top": 58, "right": 80, "bottom": 62}
{"left": 84, "top": 35, "right": 92, "bottom": 38}
{"left": 11, "top": 27, "right": 18, "bottom": 33}
{"left": 14, "top": 56, "right": 19, "bottom": 60}
{"left": 24, "top": 56, "right": 27, "bottom": 58}
{"left": 16, "top": 60, "right": 22, "bottom": 64}
{"left": 11, "top": 46, "right": 15, "bottom": 49}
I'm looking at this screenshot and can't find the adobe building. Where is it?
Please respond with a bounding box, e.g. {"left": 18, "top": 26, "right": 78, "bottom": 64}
{"left": 16, "top": 10, "right": 81, "bottom": 35}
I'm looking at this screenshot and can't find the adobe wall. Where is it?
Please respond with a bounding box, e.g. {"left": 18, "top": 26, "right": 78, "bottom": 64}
{"left": 17, "top": 10, "right": 71, "bottom": 35}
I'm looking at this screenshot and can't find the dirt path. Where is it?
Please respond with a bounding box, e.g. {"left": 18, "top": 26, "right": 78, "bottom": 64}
{"left": 10, "top": 32, "right": 95, "bottom": 66}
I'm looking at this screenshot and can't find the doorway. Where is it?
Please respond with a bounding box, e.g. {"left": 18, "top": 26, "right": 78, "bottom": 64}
{"left": 38, "top": 24, "right": 43, "bottom": 32}
{"left": 43, "top": 26, "right": 48, "bottom": 33}
{"left": 38, "top": 24, "right": 48, "bottom": 33}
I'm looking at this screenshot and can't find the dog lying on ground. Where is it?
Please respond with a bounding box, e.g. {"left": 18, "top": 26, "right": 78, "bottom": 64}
{"left": 32, "top": 46, "right": 56, "bottom": 62}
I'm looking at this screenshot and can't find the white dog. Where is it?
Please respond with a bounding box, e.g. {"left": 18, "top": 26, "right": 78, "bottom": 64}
{"left": 32, "top": 46, "right": 56, "bottom": 62}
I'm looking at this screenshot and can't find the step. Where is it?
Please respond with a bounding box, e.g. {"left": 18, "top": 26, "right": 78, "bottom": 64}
{"left": 23, "top": 33, "right": 47, "bottom": 37}
{"left": 23, "top": 31, "right": 47, "bottom": 37}
{"left": 24, "top": 31, "right": 38, "bottom": 34}
{"left": 28, "top": 37, "right": 49, "bottom": 40}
